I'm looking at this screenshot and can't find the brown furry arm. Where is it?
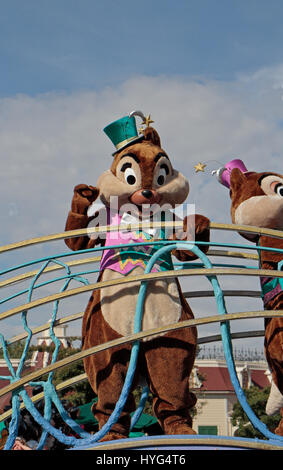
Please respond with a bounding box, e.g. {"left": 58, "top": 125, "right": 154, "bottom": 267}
{"left": 64, "top": 184, "right": 102, "bottom": 251}
{"left": 259, "top": 235, "right": 283, "bottom": 270}
{"left": 171, "top": 214, "right": 210, "bottom": 261}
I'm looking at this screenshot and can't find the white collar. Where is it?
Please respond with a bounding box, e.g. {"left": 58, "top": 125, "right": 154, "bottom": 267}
{"left": 120, "top": 211, "right": 158, "bottom": 237}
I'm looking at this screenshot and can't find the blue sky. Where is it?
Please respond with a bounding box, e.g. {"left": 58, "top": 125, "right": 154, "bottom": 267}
{"left": 1, "top": 1, "right": 283, "bottom": 343}
{"left": 2, "top": 0, "right": 283, "bottom": 96}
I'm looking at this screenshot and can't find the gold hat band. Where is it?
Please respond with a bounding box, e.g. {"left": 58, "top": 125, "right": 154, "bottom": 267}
{"left": 116, "top": 136, "right": 139, "bottom": 150}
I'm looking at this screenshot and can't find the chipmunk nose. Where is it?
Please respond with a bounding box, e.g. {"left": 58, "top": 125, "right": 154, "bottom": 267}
{"left": 130, "top": 189, "right": 161, "bottom": 205}
{"left": 142, "top": 190, "right": 153, "bottom": 199}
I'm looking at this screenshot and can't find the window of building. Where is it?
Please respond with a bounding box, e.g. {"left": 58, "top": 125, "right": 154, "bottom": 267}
{"left": 198, "top": 425, "right": 218, "bottom": 435}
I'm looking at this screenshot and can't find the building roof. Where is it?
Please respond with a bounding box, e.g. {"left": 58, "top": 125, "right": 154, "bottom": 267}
{"left": 198, "top": 366, "right": 234, "bottom": 392}
{"left": 0, "top": 354, "right": 271, "bottom": 415}
{"left": 251, "top": 369, "right": 270, "bottom": 389}
{"left": 196, "top": 365, "right": 270, "bottom": 392}
{"left": 0, "top": 367, "right": 10, "bottom": 406}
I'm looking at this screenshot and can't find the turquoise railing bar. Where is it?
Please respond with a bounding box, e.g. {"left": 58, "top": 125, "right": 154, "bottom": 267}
{"left": 0, "top": 269, "right": 100, "bottom": 306}
{"left": 1, "top": 239, "right": 283, "bottom": 278}
{"left": 72, "top": 241, "right": 283, "bottom": 448}
{"left": 3, "top": 259, "right": 94, "bottom": 449}
{"left": 0, "top": 261, "right": 258, "bottom": 309}
{"left": 130, "top": 385, "right": 150, "bottom": 431}
{"left": 136, "top": 243, "right": 283, "bottom": 443}
{"left": 0, "top": 234, "right": 283, "bottom": 449}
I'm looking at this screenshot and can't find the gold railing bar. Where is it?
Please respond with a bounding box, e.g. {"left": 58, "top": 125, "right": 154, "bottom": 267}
{"left": 0, "top": 309, "right": 282, "bottom": 398}
{"left": 207, "top": 249, "right": 258, "bottom": 260}
{"left": 0, "top": 222, "right": 282, "bottom": 254}
{"left": 87, "top": 435, "right": 283, "bottom": 451}
{"left": 0, "top": 373, "right": 87, "bottom": 422}
{"left": 184, "top": 289, "right": 261, "bottom": 298}
{"left": 0, "top": 312, "right": 84, "bottom": 347}
{"left": 1, "top": 267, "right": 282, "bottom": 322}
{"left": 0, "top": 256, "right": 100, "bottom": 290}
{"left": 0, "top": 250, "right": 259, "bottom": 291}
{"left": 0, "top": 287, "right": 262, "bottom": 347}
{"left": 211, "top": 222, "right": 283, "bottom": 239}
{"left": 0, "top": 329, "right": 266, "bottom": 421}
{"left": 0, "top": 222, "right": 182, "bottom": 254}
{"left": 1, "top": 328, "right": 266, "bottom": 419}
{"left": 197, "top": 330, "right": 265, "bottom": 345}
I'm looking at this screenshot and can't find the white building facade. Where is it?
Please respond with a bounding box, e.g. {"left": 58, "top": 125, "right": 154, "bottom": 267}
{"left": 191, "top": 358, "right": 271, "bottom": 436}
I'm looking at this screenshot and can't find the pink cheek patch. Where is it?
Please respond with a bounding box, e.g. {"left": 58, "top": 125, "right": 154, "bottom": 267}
{"left": 270, "top": 181, "right": 281, "bottom": 193}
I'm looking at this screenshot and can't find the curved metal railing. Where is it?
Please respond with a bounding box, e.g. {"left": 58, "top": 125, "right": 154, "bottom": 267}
{"left": 0, "top": 222, "right": 283, "bottom": 450}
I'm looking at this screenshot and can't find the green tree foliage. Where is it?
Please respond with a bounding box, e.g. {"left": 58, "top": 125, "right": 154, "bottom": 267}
{"left": 50, "top": 342, "right": 96, "bottom": 407}
{"left": 0, "top": 340, "right": 33, "bottom": 359}
{"left": 133, "top": 386, "right": 153, "bottom": 416}
{"left": 231, "top": 386, "right": 281, "bottom": 439}
{"left": 44, "top": 337, "right": 96, "bottom": 406}
{"left": 0, "top": 337, "right": 96, "bottom": 407}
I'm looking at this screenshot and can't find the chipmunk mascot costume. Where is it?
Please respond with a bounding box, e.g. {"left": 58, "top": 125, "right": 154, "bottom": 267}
{"left": 64, "top": 111, "right": 210, "bottom": 441}
{"left": 214, "top": 159, "right": 283, "bottom": 435}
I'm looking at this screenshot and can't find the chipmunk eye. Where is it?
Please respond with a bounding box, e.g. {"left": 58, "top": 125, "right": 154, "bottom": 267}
{"left": 124, "top": 167, "right": 137, "bottom": 185}
{"left": 156, "top": 165, "right": 168, "bottom": 186}
{"left": 275, "top": 183, "right": 283, "bottom": 197}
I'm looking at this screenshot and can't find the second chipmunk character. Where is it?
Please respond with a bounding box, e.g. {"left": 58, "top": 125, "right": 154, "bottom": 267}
{"left": 214, "top": 159, "right": 283, "bottom": 435}
{"left": 64, "top": 111, "right": 210, "bottom": 441}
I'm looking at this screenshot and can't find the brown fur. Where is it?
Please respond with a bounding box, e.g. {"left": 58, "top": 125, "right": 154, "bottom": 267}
{"left": 98, "top": 136, "right": 189, "bottom": 210}
{"left": 229, "top": 168, "right": 283, "bottom": 435}
{"left": 65, "top": 126, "right": 210, "bottom": 439}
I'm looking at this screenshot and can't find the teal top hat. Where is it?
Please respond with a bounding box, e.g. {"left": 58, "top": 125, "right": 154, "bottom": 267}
{"left": 103, "top": 111, "right": 147, "bottom": 155}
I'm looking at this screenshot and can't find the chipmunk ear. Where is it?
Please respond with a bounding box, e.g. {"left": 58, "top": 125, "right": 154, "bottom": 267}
{"left": 143, "top": 126, "right": 161, "bottom": 147}
{"left": 230, "top": 168, "right": 247, "bottom": 195}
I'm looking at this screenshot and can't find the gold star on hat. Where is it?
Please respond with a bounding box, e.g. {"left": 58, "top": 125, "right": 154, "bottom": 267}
{"left": 138, "top": 115, "right": 154, "bottom": 135}
{"left": 194, "top": 162, "right": 207, "bottom": 173}
{"left": 144, "top": 114, "right": 154, "bottom": 127}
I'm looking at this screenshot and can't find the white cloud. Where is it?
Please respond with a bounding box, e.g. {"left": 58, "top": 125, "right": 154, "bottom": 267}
{"left": 0, "top": 72, "right": 282, "bottom": 238}
{"left": 1, "top": 67, "right": 283, "bottom": 344}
